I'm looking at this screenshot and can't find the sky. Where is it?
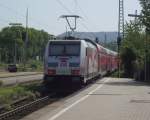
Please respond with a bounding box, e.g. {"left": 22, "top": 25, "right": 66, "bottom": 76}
{"left": 0, "top": 0, "right": 141, "bottom": 35}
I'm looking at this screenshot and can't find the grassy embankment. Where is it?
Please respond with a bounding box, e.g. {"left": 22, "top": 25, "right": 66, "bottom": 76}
{"left": 0, "top": 83, "right": 41, "bottom": 111}
{"left": 110, "top": 70, "right": 124, "bottom": 78}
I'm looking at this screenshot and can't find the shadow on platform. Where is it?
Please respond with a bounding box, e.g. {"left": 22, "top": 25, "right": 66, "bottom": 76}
{"left": 95, "top": 78, "right": 150, "bottom": 87}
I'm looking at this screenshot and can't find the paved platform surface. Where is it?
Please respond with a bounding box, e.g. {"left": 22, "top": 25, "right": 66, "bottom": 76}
{"left": 0, "top": 74, "right": 43, "bottom": 86}
{"left": 22, "top": 77, "right": 150, "bottom": 120}
{"left": 0, "top": 72, "right": 42, "bottom": 78}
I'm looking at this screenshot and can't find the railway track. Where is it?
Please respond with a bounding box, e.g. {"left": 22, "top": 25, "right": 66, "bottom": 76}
{"left": 0, "top": 93, "right": 57, "bottom": 120}
{"left": 0, "top": 77, "right": 101, "bottom": 120}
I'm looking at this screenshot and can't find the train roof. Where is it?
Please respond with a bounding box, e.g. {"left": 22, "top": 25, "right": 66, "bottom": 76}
{"left": 49, "top": 39, "right": 99, "bottom": 49}
{"left": 96, "top": 43, "right": 117, "bottom": 55}
{"left": 49, "top": 39, "right": 81, "bottom": 42}
{"left": 49, "top": 39, "right": 117, "bottom": 56}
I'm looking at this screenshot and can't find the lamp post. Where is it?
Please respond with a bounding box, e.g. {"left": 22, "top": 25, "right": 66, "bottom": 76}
{"left": 24, "top": 8, "right": 29, "bottom": 67}
{"left": 9, "top": 23, "right": 22, "bottom": 64}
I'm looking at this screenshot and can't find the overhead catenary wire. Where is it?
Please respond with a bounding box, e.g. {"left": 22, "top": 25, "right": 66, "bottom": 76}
{"left": 0, "top": 3, "right": 23, "bottom": 18}
{"left": 74, "top": 0, "right": 88, "bottom": 19}
{"left": 74, "top": 0, "right": 78, "bottom": 15}
{"left": 74, "top": 0, "right": 98, "bottom": 39}
{"left": 75, "top": 0, "right": 99, "bottom": 32}
{"left": 0, "top": 2, "right": 53, "bottom": 30}
{"left": 79, "top": 21, "right": 97, "bottom": 39}
{"left": 0, "top": 2, "right": 29, "bottom": 25}
{"left": 55, "top": 0, "right": 97, "bottom": 39}
{"left": 56, "top": 0, "right": 74, "bottom": 14}
{"left": 0, "top": 18, "right": 10, "bottom": 24}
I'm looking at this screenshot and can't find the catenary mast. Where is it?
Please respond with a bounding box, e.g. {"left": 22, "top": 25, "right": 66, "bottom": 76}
{"left": 117, "top": 0, "right": 124, "bottom": 78}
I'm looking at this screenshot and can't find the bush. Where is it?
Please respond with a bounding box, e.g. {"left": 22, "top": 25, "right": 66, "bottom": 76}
{"left": 27, "top": 60, "right": 43, "bottom": 71}
{"left": 121, "top": 47, "right": 136, "bottom": 78}
{"left": 17, "top": 60, "right": 43, "bottom": 72}
{"left": 0, "top": 63, "right": 7, "bottom": 71}
{"left": 0, "top": 63, "right": 6, "bottom": 67}
{"left": 25, "top": 91, "right": 36, "bottom": 100}
{"left": 110, "top": 70, "right": 124, "bottom": 78}
{"left": 0, "top": 84, "right": 41, "bottom": 108}
{"left": 13, "top": 86, "right": 26, "bottom": 98}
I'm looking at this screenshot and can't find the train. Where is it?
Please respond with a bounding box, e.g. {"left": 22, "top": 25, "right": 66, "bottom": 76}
{"left": 43, "top": 38, "right": 118, "bottom": 87}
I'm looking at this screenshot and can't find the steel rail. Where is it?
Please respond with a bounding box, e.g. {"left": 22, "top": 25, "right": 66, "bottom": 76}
{"left": 0, "top": 93, "right": 56, "bottom": 120}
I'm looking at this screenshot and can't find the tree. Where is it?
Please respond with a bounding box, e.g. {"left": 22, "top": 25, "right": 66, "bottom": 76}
{"left": 0, "top": 26, "right": 54, "bottom": 64}
{"left": 139, "top": 0, "right": 150, "bottom": 81}
{"left": 0, "top": 26, "right": 24, "bottom": 63}
{"left": 139, "top": 0, "right": 150, "bottom": 32}
{"left": 121, "top": 20, "right": 145, "bottom": 78}
{"left": 121, "top": 47, "right": 136, "bottom": 77}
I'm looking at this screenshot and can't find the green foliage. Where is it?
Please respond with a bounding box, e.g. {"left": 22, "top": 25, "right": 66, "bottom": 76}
{"left": 121, "top": 20, "right": 145, "bottom": 78}
{"left": 121, "top": 47, "right": 136, "bottom": 77}
{"left": 0, "top": 63, "right": 7, "bottom": 68}
{"left": 0, "top": 26, "right": 54, "bottom": 64}
{"left": 0, "top": 83, "right": 40, "bottom": 109}
{"left": 110, "top": 70, "right": 124, "bottom": 78}
{"left": 138, "top": 0, "right": 150, "bottom": 81}
{"left": 0, "top": 86, "right": 26, "bottom": 103}
{"left": 139, "top": 0, "right": 150, "bottom": 32}
{"left": 27, "top": 60, "right": 43, "bottom": 71}
{"left": 121, "top": 8, "right": 150, "bottom": 81}
{"left": 25, "top": 91, "right": 36, "bottom": 100}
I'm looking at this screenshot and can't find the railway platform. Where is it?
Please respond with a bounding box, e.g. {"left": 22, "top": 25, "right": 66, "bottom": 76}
{"left": 22, "top": 77, "right": 150, "bottom": 120}
{"left": 0, "top": 73, "right": 43, "bottom": 86}
{"left": 0, "top": 72, "right": 42, "bottom": 78}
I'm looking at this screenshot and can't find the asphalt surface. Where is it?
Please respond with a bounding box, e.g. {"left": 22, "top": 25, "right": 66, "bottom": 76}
{"left": 21, "top": 77, "right": 150, "bottom": 120}
{"left": 0, "top": 72, "right": 42, "bottom": 78}
{"left": 0, "top": 74, "right": 43, "bottom": 86}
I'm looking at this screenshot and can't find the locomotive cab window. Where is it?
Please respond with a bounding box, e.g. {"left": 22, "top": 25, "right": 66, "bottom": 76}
{"left": 49, "top": 41, "right": 80, "bottom": 56}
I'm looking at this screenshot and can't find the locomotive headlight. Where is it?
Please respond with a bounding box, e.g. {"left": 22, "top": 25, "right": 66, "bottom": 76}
{"left": 71, "top": 69, "right": 80, "bottom": 75}
{"left": 48, "top": 69, "right": 56, "bottom": 75}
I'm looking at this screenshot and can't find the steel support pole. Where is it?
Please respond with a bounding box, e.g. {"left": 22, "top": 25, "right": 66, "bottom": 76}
{"left": 118, "top": 0, "right": 124, "bottom": 78}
